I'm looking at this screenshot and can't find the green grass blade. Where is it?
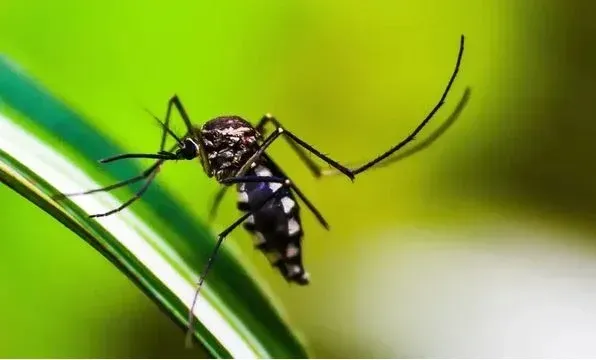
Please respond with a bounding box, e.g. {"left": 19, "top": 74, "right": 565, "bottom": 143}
{"left": 0, "top": 57, "right": 309, "bottom": 358}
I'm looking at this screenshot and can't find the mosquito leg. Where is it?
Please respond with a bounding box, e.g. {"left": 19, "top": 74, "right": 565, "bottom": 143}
{"left": 218, "top": 158, "right": 329, "bottom": 229}
{"left": 99, "top": 152, "right": 176, "bottom": 163}
{"left": 207, "top": 187, "right": 229, "bottom": 223}
{"left": 54, "top": 140, "right": 179, "bottom": 201}
{"left": 220, "top": 175, "right": 286, "bottom": 185}
{"left": 234, "top": 113, "right": 354, "bottom": 180}
{"left": 256, "top": 114, "right": 324, "bottom": 178}
{"left": 185, "top": 179, "right": 291, "bottom": 347}
{"left": 208, "top": 174, "right": 294, "bottom": 222}
{"left": 210, "top": 170, "right": 329, "bottom": 229}
{"left": 256, "top": 35, "right": 465, "bottom": 180}
{"left": 207, "top": 152, "right": 325, "bottom": 223}
{"left": 209, "top": 175, "right": 284, "bottom": 224}
{"left": 279, "top": 129, "right": 355, "bottom": 179}
{"left": 351, "top": 35, "right": 465, "bottom": 175}
{"left": 214, "top": 128, "right": 331, "bottom": 227}
{"left": 262, "top": 154, "right": 329, "bottom": 230}
{"left": 54, "top": 160, "right": 164, "bottom": 200}
{"left": 204, "top": 131, "right": 283, "bottom": 220}
{"left": 99, "top": 97, "right": 186, "bottom": 167}
{"left": 288, "top": 182, "right": 328, "bottom": 229}
{"left": 233, "top": 128, "right": 284, "bottom": 177}
{"left": 88, "top": 168, "right": 160, "bottom": 218}
{"left": 232, "top": 126, "right": 353, "bottom": 181}
{"left": 206, "top": 128, "right": 291, "bottom": 221}
{"left": 53, "top": 95, "right": 186, "bottom": 201}
{"left": 161, "top": 95, "right": 194, "bottom": 150}
{"left": 320, "top": 87, "right": 471, "bottom": 176}
{"left": 162, "top": 95, "right": 212, "bottom": 175}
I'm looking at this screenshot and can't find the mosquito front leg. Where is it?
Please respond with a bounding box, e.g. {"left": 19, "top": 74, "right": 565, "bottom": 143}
{"left": 54, "top": 160, "right": 164, "bottom": 200}
{"left": 88, "top": 169, "right": 160, "bottom": 218}
{"left": 52, "top": 97, "right": 189, "bottom": 213}
{"left": 162, "top": 95, "right": 212, "bottom": 175}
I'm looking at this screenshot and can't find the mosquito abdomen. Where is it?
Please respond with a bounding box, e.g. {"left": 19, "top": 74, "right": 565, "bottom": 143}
{"left": 237, "top": 162, "right": 310, "bottom": 285}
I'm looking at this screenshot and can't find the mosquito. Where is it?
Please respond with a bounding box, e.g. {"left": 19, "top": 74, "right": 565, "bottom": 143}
{"left": 55, "top": 35, "right": 465, "bottom": 346}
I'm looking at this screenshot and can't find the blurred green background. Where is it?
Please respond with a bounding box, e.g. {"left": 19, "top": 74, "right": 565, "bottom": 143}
{"left": 1, "top": 0, "right": 596, "bottom": 358}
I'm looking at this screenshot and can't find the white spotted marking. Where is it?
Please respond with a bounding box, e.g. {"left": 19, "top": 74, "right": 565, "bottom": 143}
{"left": 280, "top": 196, "right": 295, "bottom": 214}
{"left": 218, "top": 126, "right": 252, "bottom": 136}
{"left": 287, "top": 218, "right": 300, "bottom": 236}
{"left": 269, "top": 182, "right": 282, "bottom": 192}
{"left": 287, "top": 264, "right": 301, "bottom": 276}
{"left": 237, "top": 191, "right": 248, "bottom": 203}
{"left": 219, "top": 150, "right": 233, "bottom": 158}
{"left": 255, "top": 165, "right": 272, "bottom": 177}
{"left": 245, "top": 215, "right": 254, "bottom": 224}
{"left": 286, "top": 243, "right": 299, "bottom": 258}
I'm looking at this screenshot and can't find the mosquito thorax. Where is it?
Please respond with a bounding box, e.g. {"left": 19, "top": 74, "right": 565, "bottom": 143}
{"left": 201, "top": 116, "right": 261, "bottom": 180}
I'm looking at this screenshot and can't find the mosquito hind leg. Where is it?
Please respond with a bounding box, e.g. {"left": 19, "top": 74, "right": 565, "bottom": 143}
{"left": 320, "top": 86, "right": 471, "bottom": 176}
{"left": 350, "top": 35, "right": 464, "bottom": 175}
{"left": 255, "top": 35, "right": 465, "bottom": 180}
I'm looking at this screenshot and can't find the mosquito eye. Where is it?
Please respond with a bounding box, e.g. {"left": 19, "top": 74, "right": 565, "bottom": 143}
{"left": 182, "top": 139, "right": 198, "bottom": 159}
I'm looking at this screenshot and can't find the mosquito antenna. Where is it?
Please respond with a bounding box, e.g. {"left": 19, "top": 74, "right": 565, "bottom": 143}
{"left": 143, "top": 107, "right": 185, "bottom": 146}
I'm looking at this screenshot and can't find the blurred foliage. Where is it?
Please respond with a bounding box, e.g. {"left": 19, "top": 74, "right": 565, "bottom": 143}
{"left": 0, "top": 0, "right": 594, "bottom": 358}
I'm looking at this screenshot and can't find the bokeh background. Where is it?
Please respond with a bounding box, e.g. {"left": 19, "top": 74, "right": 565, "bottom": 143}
{"left": 1, "top": 0, "right": 595, "bottom": 358}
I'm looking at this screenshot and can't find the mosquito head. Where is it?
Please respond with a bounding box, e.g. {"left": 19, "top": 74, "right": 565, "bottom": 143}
{"left": 200, "top": 116, "right": 261, "bottom": 180}
{"left": 175, "top": 138, "right": 200, "bottom": 160}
